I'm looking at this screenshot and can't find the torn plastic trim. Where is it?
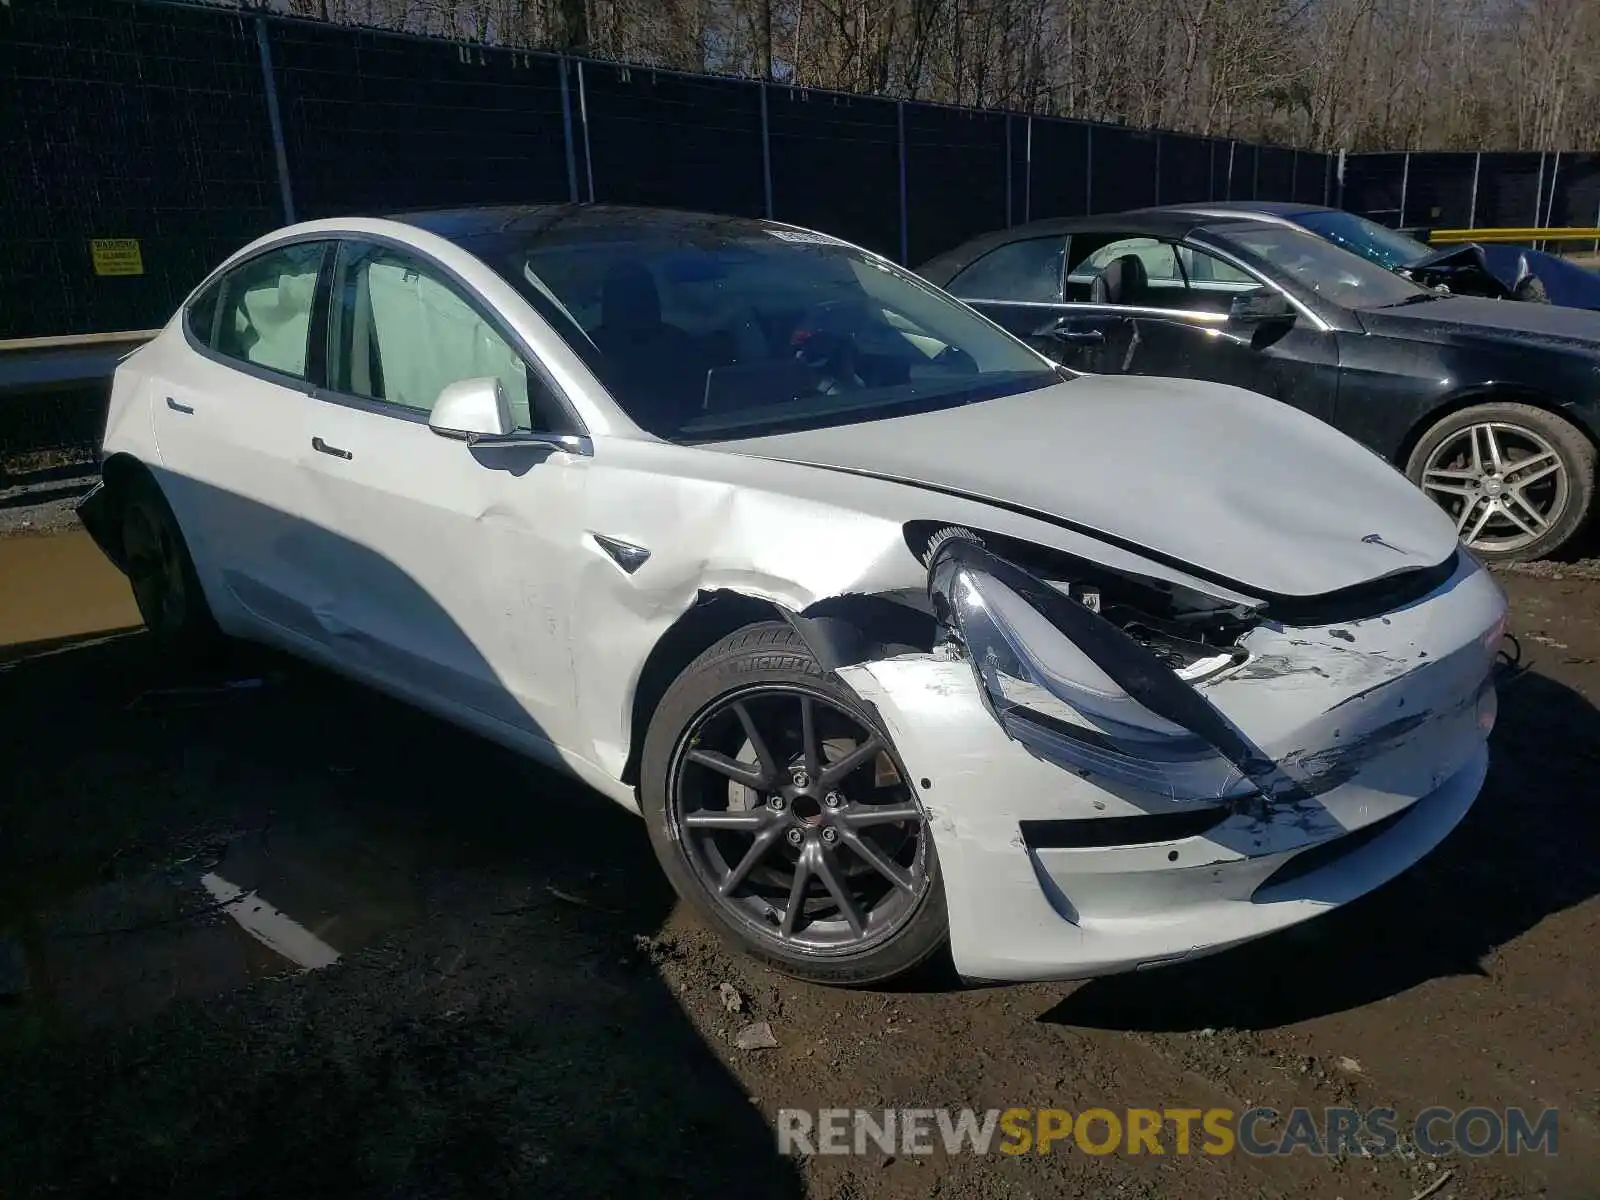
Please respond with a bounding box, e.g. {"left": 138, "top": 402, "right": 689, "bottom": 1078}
{"left": 928, "top": 536, "right": 1311, "bottom": 806}
{"left": 781, "top": 591, "right": 938, "bottom": 672}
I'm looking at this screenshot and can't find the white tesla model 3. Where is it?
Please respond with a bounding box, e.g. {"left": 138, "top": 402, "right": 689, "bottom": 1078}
{"left": 79, "top": 205, "right": 1507, "bottom": 987}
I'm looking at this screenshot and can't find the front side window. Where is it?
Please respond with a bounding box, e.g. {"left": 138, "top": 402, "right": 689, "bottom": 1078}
{"left": 327, "top": 242, "right": 544, "bottom": 430}
{"left": 475, "top": 228, "right": 1058, "bottom": 442}
{"left": 947, "top": 237, "right": 1066, "bottom": 302}
{"left": 204, "top": 242, "right": 328, "bottom": 378}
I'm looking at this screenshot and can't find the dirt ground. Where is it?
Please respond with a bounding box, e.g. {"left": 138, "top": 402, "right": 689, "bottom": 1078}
{"left": 0, "top": 528, "right": 1595, "bottom": 1199}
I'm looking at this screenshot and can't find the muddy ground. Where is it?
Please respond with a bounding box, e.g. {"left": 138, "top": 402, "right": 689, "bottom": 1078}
{"left": 0, "top": 528, "right": 1595, "bottom": 1200}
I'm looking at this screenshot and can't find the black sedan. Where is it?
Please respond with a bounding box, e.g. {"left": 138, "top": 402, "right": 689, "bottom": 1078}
{"left": 919, "top": 210, "right": 1600, "bottom": 562}
{"left": 1155, "top": 201, "right": 1600, "bottom": 311}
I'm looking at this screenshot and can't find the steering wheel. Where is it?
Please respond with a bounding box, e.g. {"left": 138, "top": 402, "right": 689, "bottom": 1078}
{"left": 790, "top": 300, "right": 865, "bottom": 392}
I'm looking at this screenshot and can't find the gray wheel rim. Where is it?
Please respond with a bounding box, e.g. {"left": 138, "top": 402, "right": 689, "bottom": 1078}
{"left": 1420, "top": 421, "right": 1568, "bottom": 554}
{"left": 668, "top": 683, "right": 932, "bottom": 956}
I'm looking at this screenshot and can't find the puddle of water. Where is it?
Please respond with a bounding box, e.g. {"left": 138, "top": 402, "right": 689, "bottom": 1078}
{"left": 0, "top": 530, "right": 141, "bottom": 652}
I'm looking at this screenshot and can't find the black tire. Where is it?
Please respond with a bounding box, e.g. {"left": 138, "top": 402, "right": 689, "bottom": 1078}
{"left": 1404, "top": 402, "right": 1596, "bottom": 563}
{"left": 640, "top": 622, "right": 947, "bottom": 987}
{"left": 118, "top": 470, "right": 222, "bottom": 656}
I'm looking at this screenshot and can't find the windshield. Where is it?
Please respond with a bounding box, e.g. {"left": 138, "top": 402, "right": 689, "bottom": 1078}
{"left": 485, "top": 228, "right": 1057, "bottom": 441}
{"left": 1210, "top": 223, "right": 1432, "bottom": 310}
{"left": 1293, "top": 210, "right": 1432, "bottom": 271}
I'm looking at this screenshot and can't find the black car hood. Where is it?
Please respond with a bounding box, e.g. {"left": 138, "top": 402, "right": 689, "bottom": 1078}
{"left": 1358, "top": 294, "right": 1600, "bottom": 350}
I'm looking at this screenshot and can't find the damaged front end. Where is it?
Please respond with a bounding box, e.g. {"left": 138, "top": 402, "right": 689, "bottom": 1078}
{"left": 925, "top": 528, "right": 1268, "bottom": 806}
{"left": 836, "top": 522, "right": 1507, "bottom": 981}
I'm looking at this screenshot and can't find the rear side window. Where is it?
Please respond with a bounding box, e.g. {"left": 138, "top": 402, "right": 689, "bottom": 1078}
{"left": 196, "top": 242, "right": 329, "bottom": 379}
{"left": 947, "top": 237, "right": 1066, "bottom": 302}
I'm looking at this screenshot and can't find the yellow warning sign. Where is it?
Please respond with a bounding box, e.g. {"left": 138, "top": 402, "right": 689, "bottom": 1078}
{"left": 91, "top": 238, "right": 144, "bottom": 277}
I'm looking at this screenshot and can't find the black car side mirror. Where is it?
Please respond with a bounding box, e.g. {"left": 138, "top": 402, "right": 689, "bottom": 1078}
{"left": 1229, "top": 288, "right": 1296, "bottom": 325}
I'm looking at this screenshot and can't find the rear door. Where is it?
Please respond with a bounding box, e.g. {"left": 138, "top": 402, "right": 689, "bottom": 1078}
{"left": 149, "top": 240, "right": 338, "bottom": 640}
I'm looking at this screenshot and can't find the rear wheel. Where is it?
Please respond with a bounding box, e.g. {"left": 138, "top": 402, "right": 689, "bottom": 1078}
{"left": 1405, "top": 402, "right": 1595, "bottom": 563}
{"left": 640, "top": 623, "right": 946, "bottom": 987}
{"left": 119, "top": 472, "right": 220, "bottom": 654}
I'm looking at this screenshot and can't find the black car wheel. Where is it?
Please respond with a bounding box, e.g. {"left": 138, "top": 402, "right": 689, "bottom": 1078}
{"left": 1406, "top": 402, "right": 1596, "bottom": 562}
{"left": 119, "top": 472, "right": 220, "bottom": 653}
{"left": 640, "top": 623, "right": 947, "bottom": 987}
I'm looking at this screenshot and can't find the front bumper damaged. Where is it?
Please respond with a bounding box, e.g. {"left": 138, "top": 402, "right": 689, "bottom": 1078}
{"left": 837, "top": 544, "right": 1506, "bottom": 983}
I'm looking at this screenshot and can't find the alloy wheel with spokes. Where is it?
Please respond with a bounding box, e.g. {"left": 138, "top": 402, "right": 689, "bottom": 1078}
{"left": 1420, "top": 421, "right": 1567, "bottom": 554}
{"left": 1407, "top": 402, "right": 1595, "bottom": 563}
{"left": 671, "top": 684, "right": 931, "bottom": 953}
{"left": 640, "top": 623, "right": 946, "bottom": 985}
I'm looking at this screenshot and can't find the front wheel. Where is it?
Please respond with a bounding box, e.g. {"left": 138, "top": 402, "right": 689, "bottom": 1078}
{"left": 640, "top": 623, "right": 946, "bottom": 987}
{"left": 1405, "top": 402, "right": 1595, "bottom": 563}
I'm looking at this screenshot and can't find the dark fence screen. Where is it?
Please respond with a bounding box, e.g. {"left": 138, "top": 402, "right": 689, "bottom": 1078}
{"left": 1548, "top": 153, "right": 1600, "bottom": 228}
{"left": 271, "top": 23, "right": 572, "bottom": 218}
{"left": 0, "top": 0, "right": 281, "bottom": 339}
{"left": 1337, "top": 148, "right": 1597, "bottom": 233}
{"left": 1159, "top": 134, "right": 1210, "bottom": 204}
{"left": 767, "top": 90, "right": 899, "bottom": 259}
{"left": 24, "top": 0, "right": 1519, "bottom": 348}
{"left": 903, "top": 104, "right": 1009, "bottom": 266}
{"left": 581, "top": 65, "right": 765, "bottom": 218}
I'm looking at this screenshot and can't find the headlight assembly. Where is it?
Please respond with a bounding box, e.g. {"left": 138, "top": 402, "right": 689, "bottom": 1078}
{"left": 928, "top": 533, "right": 1282, "bottom": 805}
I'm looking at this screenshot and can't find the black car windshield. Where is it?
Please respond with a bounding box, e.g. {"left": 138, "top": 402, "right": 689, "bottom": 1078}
{"left": 1292, "top": 209, "right": 1432, "bottom": 271}
{"left": 1210, "top": 223, "right": 1432, "bottom": 310}
{"left": 486, "top": 227, "right": 1058, "bottom": 441}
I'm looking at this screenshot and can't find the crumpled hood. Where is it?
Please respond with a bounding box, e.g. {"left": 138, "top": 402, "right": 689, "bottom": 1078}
{"left": 1413, "top": 243, "right": 1600, "bottom": 311}
{"left": 713, "top": 377, "right": 1462, "bottom": 599}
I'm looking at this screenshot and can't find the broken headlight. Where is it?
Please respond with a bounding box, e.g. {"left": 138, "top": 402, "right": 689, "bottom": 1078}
{"left": 928, "top": 532, "right": 1265, "bottom": 803}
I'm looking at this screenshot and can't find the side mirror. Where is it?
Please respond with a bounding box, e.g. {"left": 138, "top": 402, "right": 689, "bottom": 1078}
{"left": 429, "top": 377, "right": 514, "bottom": 439}
{"left": 427, "top": 376, "right": 592, "bottom": 455}
{"left": 1228, "top": 288, "right": 1296, "bottom": 325}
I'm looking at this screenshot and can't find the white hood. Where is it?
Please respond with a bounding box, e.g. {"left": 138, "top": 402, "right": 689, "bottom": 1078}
{"left": 714, "top": 376, "right": 1462, "bottom": 598}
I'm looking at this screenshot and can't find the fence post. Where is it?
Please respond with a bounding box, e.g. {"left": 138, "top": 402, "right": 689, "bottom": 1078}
{"left": 1335, "top": 148, "right": 1345, "bottom": 208}
{"left": 1397, "top": 151, "right": 1410, "bottom": 228}
{"left": 1467, "top": 151, "right": 1480, "bottom": 228}
{"left": 1531, "top": 150, "right": 1545, "bottom": 230}
{"left": 1543, "top": 150, "right": 1561, "bottom": 229}
{"left": 1024, "top": 115, "right": 1033, "bottom": 222}
{"left": 1225, "top": 140, "right": 1236, "bottom": 199}
{"left": 759, "top": 81, "right": 774, "bottom": 220}
{"left": 559, "top": 57, "right": 579, "bottom": 203}
{"left": 254, "top": 17, "right": 295, "bottom": 224}
{"left": 577, "top": 60, "right": 596, "bottom": 202}
{"left": 897, "top": 100, "right": 908, "bottom": 265}
{"left": 1005, "top": 114, "right": 1013, "bottom": 227}
{"left": 1085, "top": 124, "right": 1094, "bottom": 214}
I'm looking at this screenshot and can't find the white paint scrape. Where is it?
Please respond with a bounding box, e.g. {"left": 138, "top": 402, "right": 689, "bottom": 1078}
{"left": 200, "top": 873, "right": 341, "bottom": 971}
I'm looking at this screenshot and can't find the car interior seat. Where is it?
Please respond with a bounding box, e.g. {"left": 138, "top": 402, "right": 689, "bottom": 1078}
{"left": 1090, "top": 254, "right": 1149, "bottom": 307}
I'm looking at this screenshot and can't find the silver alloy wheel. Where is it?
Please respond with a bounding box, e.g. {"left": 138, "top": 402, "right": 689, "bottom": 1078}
{"left": 668, "top": 684, "right": 932, "bottom": 955}
{"left": 1419, "top": 421, "right": 1569, "bottom": 554}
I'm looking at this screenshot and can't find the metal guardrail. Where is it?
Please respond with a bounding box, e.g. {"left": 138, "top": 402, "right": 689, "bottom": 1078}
{"left": 1428, "top": 227, "right": 1600, "bottom": 244}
